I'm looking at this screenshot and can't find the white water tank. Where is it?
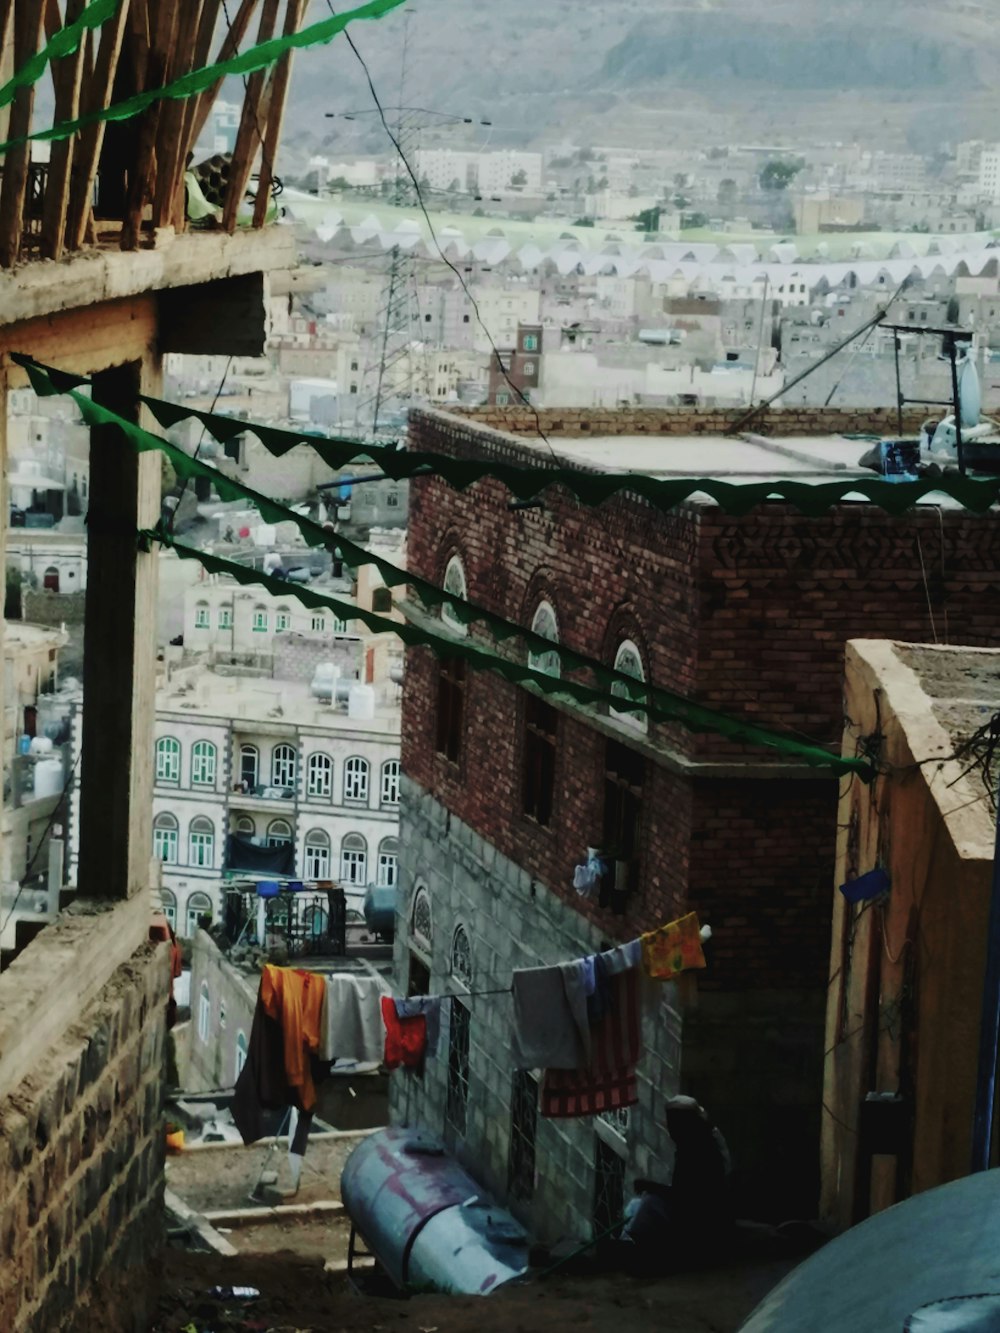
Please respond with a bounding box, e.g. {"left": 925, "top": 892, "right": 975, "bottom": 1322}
{"left": 29, "top": 736, "right": 54, "bottom": 756}
{"left": 34, "top": 758, "right": 64, "bottom": 799}
{"left": 348, "top": 683, "right": 375, "bottom": 720}
{"left": 311, "top": 661, "right": 339, "bottom": 702}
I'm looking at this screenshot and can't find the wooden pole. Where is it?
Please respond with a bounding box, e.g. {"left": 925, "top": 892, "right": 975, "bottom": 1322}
{"left": 0, "top": 2, "right": 46, "bottom": 268}
{"left": 221, "top": 0, "right": 280, "bottom": 234}
{"left": 187, "top": 0, "right": 259, "bottom": 148}
{"left": 41, "top": 0, "right": 88, "bottom": 261}
{"left": 252, "top": 0, "right": 306, "bottom": 227}
{"left": 121, "top": 0, "right": 179, "bottom": 249}
{"left": 151, "top": 0, "right": 204, "bottom": 228}
{"left": 171, "top": 0, "right": 221, "bottom": 230}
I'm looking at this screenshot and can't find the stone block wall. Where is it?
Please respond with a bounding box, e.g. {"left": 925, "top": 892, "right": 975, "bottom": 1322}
{"left": 22, "top": 588, "right": 87, "bottom": 626}
{"left": 272, "top": 634, "right": 362, "bottom": 687}
{"left": 391, "top": 779, "right": 683, "bottom": 1246}
{"left": 0, "top": 938, "right": 170, "bottom": 1333}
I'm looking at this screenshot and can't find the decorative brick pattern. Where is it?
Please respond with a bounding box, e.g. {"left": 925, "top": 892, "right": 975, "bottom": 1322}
{"left": 452, "top": 404, "right": 930, "bottom": 438}
{"left": 0, "top": 941, "right": 170, "bottom": 1333}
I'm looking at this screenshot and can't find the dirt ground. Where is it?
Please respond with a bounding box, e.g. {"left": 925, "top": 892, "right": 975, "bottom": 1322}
{"left": 166, "top": 1137, "right": 359, "bottom": 1213}
{"left": 153, "top": 1245, "right": 800, "bottom": 1333}
{"left": 220, "top": 1212, "right": 355, "bottom": 1262}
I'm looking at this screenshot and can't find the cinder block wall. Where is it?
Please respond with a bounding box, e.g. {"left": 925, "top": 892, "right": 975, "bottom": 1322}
{"left": 0, "top": 940, "right": 170, "bottom": 1333}
{"left": 452, "top": 404, "right": 929, "bottom": 437}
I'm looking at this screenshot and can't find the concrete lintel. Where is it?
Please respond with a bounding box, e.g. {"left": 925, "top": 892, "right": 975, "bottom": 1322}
{"left": 0, "top": 888, "right": 151, "bottom": 1097}
{"left": 0, "top": 227, "right": 297, "bottom": 330}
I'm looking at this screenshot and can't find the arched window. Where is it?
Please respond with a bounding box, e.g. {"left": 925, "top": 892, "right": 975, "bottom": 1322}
{"left": 528, "top": 600, "right": 560, "bottom": 677}
{"left": 340, "top": 833, "right": 368, "bottom": 886}
{"left": 188, "top": 817, "right": 215, "bottom": 869}
{"left": 235, "top": 1031, "right": 249, "bottom": 1080}
{"left": 187, "top": 891, "right": 212, "bottom": 938}
{"left": 307, "top": 752, "right": 333, "bottom": 800}
{"left": 153, "top": 812, "right": 179, "bottom": 864}
{"left": 344, "top": 756, "right": 370, "bottom": 804}
{"left": 155, "top": 736, "right": 181, "bottom": 784}
{"left": 194, "top": 600, "right": 210, "bottom": 629}
{"left": 304, "top": 829, "right": 331, "bottom": 879}
{"left": 266, "top": 818, "right": 292, "bottom": 848}
{"left": 159, "top": 888, "right": 176, "bottom": 929}
{"left": 235, "top": 815, "right": 255, "bottom": 836}
{"left": 377, "top": 836, "right": 399, "bottom": 888}
{"left": 272, "top": 744, "right": 296, "bottom": 789}
{"left": 411, "top": 885, "right": 432, "bottom": 951}
{"left": 252, "top": 604, "right": 268, "bottom": 632}
{"left": 451, "top": 924, "right": 473, "bottom": 988}
{"left": 311, "top": 612, "right": 326, "bottom": 633}
{"left": 380, "top": 759, "right": 400, "bottom": 807}
{"left": 441, "top": 555, "right": 469, "bottom": 636}
{"left": 610, "top": 639, "right": 648, "bottom": 735}
{"left": 372, "top": 587, "right": 392, "bottom": 614}
{"left": 191, "top": 740, "right": 217, "bottom": 787}
{"left": 240, "top": 744, "right": 259, "bottom": 789}
{"left": 43, "top": 565, "right": 60, "bottom": 592}
{"left": 198, "top": 982, "right": 211, "bottom": 1042}
{"left": 275, "top": 606, "right": 291, "bottom": 632}
{"left": 218, "top": 604, "right": 233, "bottom": 629}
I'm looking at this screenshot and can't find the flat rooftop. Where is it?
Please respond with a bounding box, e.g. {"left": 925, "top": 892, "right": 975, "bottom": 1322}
{"left": 157, "top": 670, "right": 400, "bottom": 736}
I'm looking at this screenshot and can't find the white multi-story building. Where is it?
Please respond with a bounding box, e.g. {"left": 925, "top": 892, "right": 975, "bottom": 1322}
{"left": 978, "top": 147, "right": 1000, "bottom": 201}
{"left": 414, "top": 149, "right": 543, "bottom": 196}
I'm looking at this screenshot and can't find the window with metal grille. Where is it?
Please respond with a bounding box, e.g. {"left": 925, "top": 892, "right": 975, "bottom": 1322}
{"left": 272, "top": 744, "right": 296, "bottom": 789}
{"left": 603, "top": 739, "right": 644, "bottom": 896}
{"left": 593, "top": 1135, "right": 626, "bottom": 1239}
{"left": 450, "top": 925, "right": 473, "bottom": 989}
{"left": 155, "top": 737, "right": 181, "bottom": 784}
{"left": 522, "top": 696, "right": 557, "bottom": 825}
{"left": 192, "top": 740, "right": 217, "bottom": 787}
{"left": 307, "top": 752, "right": 333, "bottom": 799}
{"left": 446, "top": 999, "right": 471, "bottom": 1136}
{"left": 436, "top": 657, "right": 465, "bottom": 763}
{"left": 381, "top": 759, "right": 400, "bottom": 807}
{"left": 508, "top": 1070, "right": 538, "bottom": 1200}
{"left": 344, "top": 756, "right": 370, "bottom": 803}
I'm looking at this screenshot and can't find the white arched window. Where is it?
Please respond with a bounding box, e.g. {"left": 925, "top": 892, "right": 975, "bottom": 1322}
{"left": 307, "top": 752, "right": 333, "bottom": 800}
{"left": 155, "top": 736, "right": 181, "bottom": 784}
{"left": 610, "top": 639, "right": 648, "bottom": 735}
{"left": 266, "top": 818, "right": 292, "bottom": 848}
{"left": 276, "top": 606, "right": 291, "bottom": 632}
{"left": 194, "top": 600, "right": 210, "bottom": 629}
{"left": 235, "top": 815, "right": 255, "bottom": 837}
{"left": 451, "top": 924, "right": 473, "bottom": 988}
{"left": 153, "top": 812, "right": 179, "bottom": 865}
{"left": 380, "top": 759, "right": 400, "bottom": 807}
{"left": 527, "top": 599, "right": 560, "bottom": 677}
{"left": 159, "top": 888, "right": 176, "bottom": 929}
{"left": 235, "top": 1030, "right": 248, "bottom": 1080}
{"left": 441, "top": 555, "right": 469, "bottom": 636}
{"left": 191, "top": 740, "right": 217, "bottom": 787}
{"left": 187, "top": 891, "right": 212, "bottom": 938}
{"left": 344, "top": 756, "right": 370, "bottom": 804}
{"left": 272, "top": 744, "right": 296, "bottom": 790}
{"left": 304, "top": 829, "right": 331, "bottom": 880}
{"left": 340, "top": 833, "right": 368, "bottom": 886}
{"left": 377, "top": 836, "right": 399, "bottom": 888}
{"left": 198, "top": 982, "right": 211, "bottom": 1042}
{"left": 240, "top": 744, "right": 259, "bottom": 789}
{"left": 252, "top": 604, "right": 268, "bottom": 632}
{"left": 188, "top": 817, "right": 215, "bottom": 869}
{"left": 311, "top": 612, "right": 326, "bottom": 633}
{"left": 411, "top": 885, "right": 432, "bottom": 952}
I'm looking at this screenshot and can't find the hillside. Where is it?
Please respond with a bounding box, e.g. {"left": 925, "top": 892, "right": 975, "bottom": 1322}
{"left": 285, "top": 0, "right": 1000, "bottom": 158}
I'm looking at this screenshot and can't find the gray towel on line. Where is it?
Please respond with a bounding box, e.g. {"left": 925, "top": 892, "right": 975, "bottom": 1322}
{"left": 320, "top": 973, "right": 387, "bottom": 1064}
{"left": 511, "top": 960, "right": 591, "bottom": 1070}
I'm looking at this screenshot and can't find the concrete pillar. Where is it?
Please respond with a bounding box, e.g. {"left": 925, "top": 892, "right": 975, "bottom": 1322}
{"left": 77, "top": 357, "right": 162, "bottom": 899}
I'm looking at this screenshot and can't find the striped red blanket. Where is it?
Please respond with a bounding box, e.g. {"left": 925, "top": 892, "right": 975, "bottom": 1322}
{"left": 540, "top": 967, "right": 640, "bottom": 1118}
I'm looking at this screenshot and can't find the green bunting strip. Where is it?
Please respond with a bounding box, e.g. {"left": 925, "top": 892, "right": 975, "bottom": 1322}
{"left": 13, "top": 352, "right": 876, "bottom": 780}
{"left": 0, "top": 0, "right": 120, "bottom": 112}
{"left": 0, "top": 0, "right": 408, "bottom": 155}
{"left": 136, "top": 393, "right": 1000, "bottom": 519}
{"left": 146, "top": 533, "right": 874, "bottom": 783}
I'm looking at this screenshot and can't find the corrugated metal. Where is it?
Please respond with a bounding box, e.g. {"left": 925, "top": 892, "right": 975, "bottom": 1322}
{"left": 340, "top": 1126, "right": 530, "bottom": 1294}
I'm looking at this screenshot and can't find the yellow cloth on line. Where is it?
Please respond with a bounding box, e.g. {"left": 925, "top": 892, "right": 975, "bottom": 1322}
{"left": 641, "top": 912, "right": 707, "bottom": 981}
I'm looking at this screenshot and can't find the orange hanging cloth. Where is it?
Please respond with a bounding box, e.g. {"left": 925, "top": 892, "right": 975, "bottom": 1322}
{"left": 260, "top": 964, "right": 326, "bottom": 1112}
{"left": 641, "top": 912, "right": 707, "bottom": 982}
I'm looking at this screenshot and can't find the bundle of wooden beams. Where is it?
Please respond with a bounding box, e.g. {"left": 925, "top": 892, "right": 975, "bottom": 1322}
{"left": 0, "top": 0, "right": 306, "bottom": 268}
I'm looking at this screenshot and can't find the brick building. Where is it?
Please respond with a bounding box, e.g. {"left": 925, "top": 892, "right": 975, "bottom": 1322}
{"left": 391, "top": 405, "right": 1000, "bottom": 1239}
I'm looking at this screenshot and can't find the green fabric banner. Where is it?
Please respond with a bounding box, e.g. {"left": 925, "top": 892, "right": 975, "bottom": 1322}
{"left": 0, "top": 0, "right": 120, "bottom": 112}
{"left": 0, "top": 0, "right": 408, "bottom": 155}
{"left": 148, "top": 533, "right": 873, "bottom": 782}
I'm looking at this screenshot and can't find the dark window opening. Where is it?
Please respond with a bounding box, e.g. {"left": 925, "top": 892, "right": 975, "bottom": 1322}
{"left": 508, "top": 1070, "right": 538, "bottom": 1200}
{"left": 408, "top": 953, "right": 430, "bottom": 998}
{"left": 593, "top": 1136, "right": 626, "bottom": 1238}
{"left": 436, "top": 657, "right": 466, "bottom": 763}
{"left": 446, "top": 999, "right": 471, "bottom": 1136}
{"left": 603, "top": 739, "right": 644, "bottom": 898}
{"left": 522, "top": 696, "right": 557, "bottom": 826}
{"left": 372, "top": 587, "right": 392, "bottom": 613}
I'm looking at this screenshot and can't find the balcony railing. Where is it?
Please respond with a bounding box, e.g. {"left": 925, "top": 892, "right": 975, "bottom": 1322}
{"left": 222, "top": 884, "right": 347, "bottom": 959}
